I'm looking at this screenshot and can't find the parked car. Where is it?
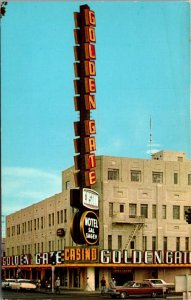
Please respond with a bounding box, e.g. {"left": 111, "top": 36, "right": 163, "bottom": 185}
{"left": 10, "top": 279, "right": 37, "bottom": 290}
{"left": 109, "top": 280, "right": 164, "bottom": 299}
{"left": 2, "top": 278, "right": 17, "bottom": 289}
{"left": 144, "top": 279, "right": 175, "bottom": 293}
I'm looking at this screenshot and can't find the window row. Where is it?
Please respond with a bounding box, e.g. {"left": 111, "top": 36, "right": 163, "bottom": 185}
{"left": 108, "top": 235, "right": 190, "bottom": 252}
{"left": 6, "top": 238, "right": 65, "bottom": 257}
{"left": 7, "top": 209, "right": 67, "bottom": 237}
{"left": 108, "top": 169, "right": 191, "bottom": 185}
{"left": 109, "top": 202, "right": 190, "bottom": 220}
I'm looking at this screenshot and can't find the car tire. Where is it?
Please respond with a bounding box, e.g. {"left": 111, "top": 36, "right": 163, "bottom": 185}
{"left": 120, "top": 292, "right": 127, "bottom": 299}
{"left": 151, "top": 292, "right": 157, "bottom": 298}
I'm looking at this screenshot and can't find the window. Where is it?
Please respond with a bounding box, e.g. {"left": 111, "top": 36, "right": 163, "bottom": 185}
{"left": 152, "top": 172, "right": 163, "bottom": 183}
{"left": 28, "top": 221, "right": 30, "bottom": 232}
{"left": 188, "top": 174, "right": 191, "bottom": 185}
{"left": 129, "top": 203, "right": 137, "bottom": 217}
{"left": 108, "top": 168, "right": 119, "bottom": 180}
{"left": 143, "top": 236, "right": 147, "bottom": 251}
{"left": 61, "top": 210, "right": 64, "bottom": 223}
{"left": 34, "top": 219, "right": 36, "bottom": 230}
{"left": 37, "top": 243, "right": 40, "bottom": 253}
{"left": 131, "top": 170, "right": 141, "bottom": 182}
{"left": 48, "top": 214, "right": 51, "bottom": 227}
{"left": 120, "top": 204, "right": 124, "bottom": 213}
{"left": 7, "top": 227, "right": 10, "bottom": 237}
{"left": 41, "top": 217, "right": 43, "bottom": 229}
{"left": 173, "top": 205, "right": 180, "bottom": 220}
{"left": 152, "top": 236, "right": 157, "bottom": 250}
{"left": 118, "top": 235, "right": 122, "bottom": 249}
{"left": 185, "top": 237, "right": 189, "bottom": 251}
{"left": 17, "top": 224, "right": 20, "bottom": 235}
{"left": 184, "top": 206, "right": 190, "bottom": 220}
{"left": 176, "top": 237, "right": 180, "bottom": 251}
{"left": 174, "top": 173, "right": 178, "bottom": 184}
{"left": 37, "top": 218, "right": 39, "bottom": 230}
{"left": 57, "top": 211, "right": 60, "bottom": 224}
{"left": 152, "top": 205, "right": 156, "bottom": 218}
{"left": 130, "top": 239, "right": 135, "bottom": 250}
{"left": 141, "top": 204, "right": 148, "bottom": 218}
{"left": 48, "top": 241, "right": 51, "bottom": 252}
{"left": 41, "top": 242, "right": 44, "bottom": 252}
{"left": 52, "top": 213, "right": 54, "bottom": 226}
{"left": 109, "top": 203, "right": 113, "bottom": 217}
{"left": 12, "top": 226, "right": 15, "bottom": 236}
{"left": 64, "top": 209, "right": 67, "bottom": 223}
{"left": 163, "top": 237, "right": 167, "bottom": 251}
{"left": 65, "top": 181, "right": 70, "bottom": 190}
{"left": 108, "top": 235, "right": 112, "bottom": 250}
{"left": 162, "top": 205, "right": 166, "bottom": 219}
{"left": 178, "top": 157, "right": 183, "bottom": 162}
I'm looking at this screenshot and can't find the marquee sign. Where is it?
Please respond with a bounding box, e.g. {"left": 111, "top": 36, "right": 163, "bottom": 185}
{"left": 2, "top": 249, "right": 191, "bottom": 266}
{"left": 73, "top": 4, "right": 97, "bottom": 188}
{"left": 70, "top": 4, "right": 99, "bottom": 246}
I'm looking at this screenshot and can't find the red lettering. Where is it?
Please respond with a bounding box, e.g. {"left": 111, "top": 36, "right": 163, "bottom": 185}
{"left": 85, "top": 153, "right": 96, "bottom": 169}
{"left": 85, "top": 170, "right": 97, "bottom": 185}
{"left": 84, "top": 61, "right": 96, "bottom": 76}
{"left": 85, "top": 78, "right": 96, "bottom": 93}
{"left": 84, "top": 43, "right": 96, "bottom": 60}
{"left": 85, "top": 137, "right": 96, "bottom": 152}
{"left": 85, "top": 26, "right": 96, "bottom": 43}
{"left": 84, "top": 9, "right": 96, "bottom": 26}
{"left": 85, "top": 95, "right": 96, "bottom": 110}
{"left": 85, "top": 120, "right": 96, "bottom": 135}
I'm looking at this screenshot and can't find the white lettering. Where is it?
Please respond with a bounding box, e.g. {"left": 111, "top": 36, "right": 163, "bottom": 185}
{"left": 133, "top": 251, "right": 142, "bottom": 264}
{"left": 36, "top": 253, "right": 41, "bottom": 264}
{"left": 42, "top": 252, "right": 49, "bottom": 265}
{"left": 100, "top": 250, "right": 110, "bottom": 263}
{"left": 112, "top": 251, "right": 121, "bottom": 263}
{"left": 85, "top": 217, "right": 98, "bottom": 228}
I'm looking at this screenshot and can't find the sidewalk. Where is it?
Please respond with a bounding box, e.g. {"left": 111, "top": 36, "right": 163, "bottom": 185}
{"left": 37, "top": 287, "right": 101, "bottom": 295}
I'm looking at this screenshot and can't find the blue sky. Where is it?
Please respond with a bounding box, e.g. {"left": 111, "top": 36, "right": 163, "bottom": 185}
{"left": 2, "top": 1, "right": 190, "bottom": 219}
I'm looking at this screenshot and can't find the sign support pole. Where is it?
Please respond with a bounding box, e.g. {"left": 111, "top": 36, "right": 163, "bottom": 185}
{"left": 51, "top": 266, "right": 55, "bottom": 293}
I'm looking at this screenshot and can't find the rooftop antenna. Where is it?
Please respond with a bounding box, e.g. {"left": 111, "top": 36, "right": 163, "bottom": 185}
{"left": 150, "top": 115, "right": 152, "bottom": 158}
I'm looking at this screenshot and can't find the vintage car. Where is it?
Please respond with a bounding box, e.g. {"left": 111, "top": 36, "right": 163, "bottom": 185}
{"left": 144, "top": 279, "right": 175, "bottom": 293}
{"left": 2, "top": 278, "right": 17, "bottom": 289}
{"left": 10, "top": 279, "right": 37, "bottom": 290}
{"left": 109, "top": 280, "right": 164, "bottom": 299}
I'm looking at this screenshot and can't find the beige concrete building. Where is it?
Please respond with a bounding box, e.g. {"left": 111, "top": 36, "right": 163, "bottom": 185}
{"left": 3, "top": 151, "right": 191, "bottom": 290}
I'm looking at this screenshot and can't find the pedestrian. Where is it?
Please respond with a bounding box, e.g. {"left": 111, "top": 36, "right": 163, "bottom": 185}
{"left": 45, "top": 279, "right": 51, "bottom": 292}
{"left": 100, "top": 276, "right": 106, "bottom": 294}
{"left": 55, "top": 276, "right": 60, "bottom": 294}
{"left": 109, "top": 278, "right": 116, "bottom": 289}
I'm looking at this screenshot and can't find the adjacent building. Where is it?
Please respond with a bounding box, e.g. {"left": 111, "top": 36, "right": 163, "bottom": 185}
{"left": 3, "top": 151, "right": 191, "bottom": 290}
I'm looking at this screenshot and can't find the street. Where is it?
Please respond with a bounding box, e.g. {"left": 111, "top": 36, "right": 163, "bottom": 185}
{"left": 1, "top": 289, "right": 182, "bottom": 300}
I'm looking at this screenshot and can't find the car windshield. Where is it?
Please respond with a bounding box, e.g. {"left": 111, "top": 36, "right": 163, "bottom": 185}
{"left": 123, "top": 281, "right": 135, "bottom": 287}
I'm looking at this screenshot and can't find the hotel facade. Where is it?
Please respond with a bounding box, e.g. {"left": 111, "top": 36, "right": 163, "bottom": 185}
{"left": 3, "top": 150, "right": 191, "bottom": 290}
